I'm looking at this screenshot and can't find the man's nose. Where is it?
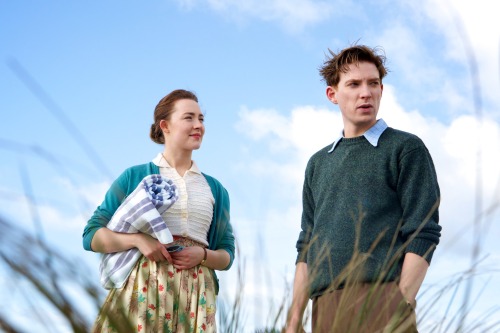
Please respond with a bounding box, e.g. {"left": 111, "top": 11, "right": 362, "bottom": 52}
{"left": 359, "top": 84, "right": 371, "bottom": 97}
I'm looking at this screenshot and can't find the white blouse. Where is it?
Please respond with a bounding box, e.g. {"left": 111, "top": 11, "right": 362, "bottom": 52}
{"left": 152, "top": 153, "right": 214, "bottom": 246}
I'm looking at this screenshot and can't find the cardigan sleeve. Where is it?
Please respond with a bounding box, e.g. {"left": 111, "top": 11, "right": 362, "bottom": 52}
{"left": 203, "top": 173, "right": 235, "bottom": 271}
{"left": 82, "top": 163, "right": 159, "bottom": 251}
{"left": 82, "top": 170, "right": 130, "bottom": 251}
{"left": 214, "top": 188, "right": 235, "bottom": 270}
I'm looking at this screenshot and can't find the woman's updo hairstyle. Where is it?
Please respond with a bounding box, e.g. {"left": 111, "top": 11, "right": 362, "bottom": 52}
{"left": 150, "top": 89, "right": 199, "bottom": 144}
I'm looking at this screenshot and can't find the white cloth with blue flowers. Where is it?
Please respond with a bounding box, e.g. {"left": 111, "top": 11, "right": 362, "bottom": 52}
{"left": 99, "top": 174, "right": 178, "bottom": 289}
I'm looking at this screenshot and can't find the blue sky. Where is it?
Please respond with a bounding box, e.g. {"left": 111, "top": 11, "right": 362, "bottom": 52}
{"left": 1, "top": 0, "right": 500, "bottom": 332}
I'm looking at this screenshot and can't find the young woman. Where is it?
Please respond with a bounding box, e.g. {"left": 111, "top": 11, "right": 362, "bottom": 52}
{"left": 83, "top": 89, "right": 235, "bottom": 333}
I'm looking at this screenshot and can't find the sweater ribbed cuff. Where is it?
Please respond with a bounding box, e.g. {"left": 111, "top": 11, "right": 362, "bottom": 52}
{"left": 296, "top": 251, "right": 308, "bottom": 265}
{"left": 406, "top": 238, "right": 437, "bottom": 264}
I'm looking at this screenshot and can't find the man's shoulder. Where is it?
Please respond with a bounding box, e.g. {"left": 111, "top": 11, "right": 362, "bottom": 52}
{"left": 303, "top": 144, "right": 335, "bottom": 175}
{"left": 309, "top": 143, "right": 334, "bottom": 161}
{"left": 382, "top": 127, "right": 426, "bottom": 148}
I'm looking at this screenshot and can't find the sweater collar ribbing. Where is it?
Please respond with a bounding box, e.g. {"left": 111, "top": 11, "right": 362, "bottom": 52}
{"left": 328, "top": 118, "right": 388, "bottom": 153}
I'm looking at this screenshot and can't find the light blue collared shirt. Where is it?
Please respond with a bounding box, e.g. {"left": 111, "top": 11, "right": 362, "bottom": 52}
{"left": 327, "top": 119, "right": 388, "bottom": 153}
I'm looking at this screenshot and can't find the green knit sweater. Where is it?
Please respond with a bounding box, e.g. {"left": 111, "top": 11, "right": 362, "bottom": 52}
{"left": 296, "top": 127, "right": 441, "bottom": 298}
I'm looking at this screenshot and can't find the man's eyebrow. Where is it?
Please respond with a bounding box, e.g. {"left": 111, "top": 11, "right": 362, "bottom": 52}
{"left": 344, "top": 77, "right": 380, "bottom": 83}
{"left": 344, "top": 78, "right": 361, "bottom": 84}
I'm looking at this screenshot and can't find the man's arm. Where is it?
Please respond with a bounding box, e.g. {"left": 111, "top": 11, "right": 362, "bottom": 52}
{"left": 285, "top": 262, "right": 309, "bottom": 332}
{"left": 399, "top": 252, "right": 429, "bottom": 307}
{"left": 396, "top": 142, "right": 441, "bottom": 306}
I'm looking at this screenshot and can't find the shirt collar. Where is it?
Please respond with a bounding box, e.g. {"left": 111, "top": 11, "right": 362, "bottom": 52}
{"left": 327, "top": 119, "right": 388, "bottom": 153}
{"left": 152, "top": 153, "right": 202, "bottom": 175}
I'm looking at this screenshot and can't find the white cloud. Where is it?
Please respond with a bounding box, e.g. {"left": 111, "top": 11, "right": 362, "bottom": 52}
{"left": 236, "top": 104, "right": 341, "bottom": 161}
{"left": 411, "top": 0, "right": 500, "bottom": 115}
{"left": 363, "top": 0, "right": 499, "bottom": 124}
{"left": 234, "top": 105, "right": 343, "bottom": 206}
{"left": 58, "top": 177, "right": 110, "bottom": 209}
{"left": 175, "top": 0, "right": 336, "bottom": 33}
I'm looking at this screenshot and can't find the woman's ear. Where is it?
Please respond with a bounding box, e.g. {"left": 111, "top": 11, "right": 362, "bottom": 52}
{"left": 160, "top": 119, "right": 169, "bottom": 133}
{"left": 326, "top": 86, "right": 338, "bottom": 104}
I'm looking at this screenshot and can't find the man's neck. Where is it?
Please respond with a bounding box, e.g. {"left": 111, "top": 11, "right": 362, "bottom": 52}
{"left": 343, "top": 120, "right": 377, "bottom": 138}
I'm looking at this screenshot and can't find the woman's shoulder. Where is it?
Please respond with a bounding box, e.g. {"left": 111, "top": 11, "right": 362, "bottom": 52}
{"left": 201, "top": 173, "right": 229, "bottom": 198}
{"left": 111, "top": 162, "right": 158, "bottom": 190}
{"left": 118, "top": 162, "right": 157, "bottom": 178}
{"left": 201, "top": 172, "right": 223, "bottom": 188}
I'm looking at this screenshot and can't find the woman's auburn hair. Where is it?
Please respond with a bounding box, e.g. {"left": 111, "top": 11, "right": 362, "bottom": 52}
{"left": 149, "top": 89, "right": 198, "bottom": 144}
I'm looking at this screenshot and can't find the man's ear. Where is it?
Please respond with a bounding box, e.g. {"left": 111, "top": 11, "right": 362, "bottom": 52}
{"left": 326, "top": 86, "right": 338, "bottom": 104}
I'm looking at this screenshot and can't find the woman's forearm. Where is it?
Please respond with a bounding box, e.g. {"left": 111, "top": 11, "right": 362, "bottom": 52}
{"left": 92, "top": 228, "right": 173, "bottom": 262}
{"left": 204, "top": 248, "right": 231, "bottom": 270}
{"left": 91, "top": 227, "right": 142, "bottom": 253}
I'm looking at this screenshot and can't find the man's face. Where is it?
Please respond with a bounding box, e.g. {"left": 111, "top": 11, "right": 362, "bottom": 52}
{"left": 327, "top": 61, "right": 383, "bottom": 137}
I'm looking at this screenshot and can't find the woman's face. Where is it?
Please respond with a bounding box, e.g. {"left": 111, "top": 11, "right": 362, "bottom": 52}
{"left": 161, "top": 99, "right": 205, "bottom": 152}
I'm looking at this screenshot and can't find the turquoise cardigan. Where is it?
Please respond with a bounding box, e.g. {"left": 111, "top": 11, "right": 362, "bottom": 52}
{"left": 82, "top": 162, "right": 235, "bottom": 293}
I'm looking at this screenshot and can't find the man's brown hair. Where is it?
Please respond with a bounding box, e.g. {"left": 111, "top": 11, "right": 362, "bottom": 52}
{"left": 319, "top": 44, "right": 388, "bottom": 87}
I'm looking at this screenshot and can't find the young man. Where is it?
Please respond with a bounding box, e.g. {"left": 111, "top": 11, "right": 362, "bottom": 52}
{"left": 285, "top": 45, "right": 442, "bottom": 332}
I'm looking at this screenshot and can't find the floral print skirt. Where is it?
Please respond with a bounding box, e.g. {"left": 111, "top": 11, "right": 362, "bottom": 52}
{"left": 93, "top": 238, "right": 217, "bottom": 333}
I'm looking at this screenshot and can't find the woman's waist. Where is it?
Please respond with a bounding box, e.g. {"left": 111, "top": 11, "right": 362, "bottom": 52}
{"left": 172, "top": 235, "right": 208, "bottom": 248}
{"left": 167, "top": 223, "right": 209, "bottom": 244}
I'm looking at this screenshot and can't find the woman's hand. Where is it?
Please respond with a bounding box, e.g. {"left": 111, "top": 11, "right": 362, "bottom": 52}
{"left": 170, "top": 246, "right": 205, "bottom": 270}
{"left": 134, "top": 233, "right": 173, "bottom": 263}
